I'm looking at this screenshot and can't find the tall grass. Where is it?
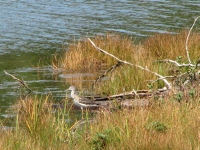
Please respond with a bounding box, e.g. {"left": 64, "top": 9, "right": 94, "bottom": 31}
{"left": 1, "top": 97, "right": 200, "bottom": 149}
{"left": 0, "top": 96, "right": 75, "bottom": 150}
{"left": 69, "top": 99, "right": 200, "bottom": 150}
{"left": 53, "top": 34, "right": 138, "bottom": 71}
{"left": 1, "top": 31, "right": 200, "bottom": 149}
{"left": 55, "top": 31, "right": 200, "bottom": 95}
{"left": 144, "top": 30, "right": 200, "bottom": 62}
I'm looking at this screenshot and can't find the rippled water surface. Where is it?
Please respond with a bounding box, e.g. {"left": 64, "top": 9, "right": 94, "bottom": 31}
{"left": 0, "top": 1, "right": 200, "bottom": 118}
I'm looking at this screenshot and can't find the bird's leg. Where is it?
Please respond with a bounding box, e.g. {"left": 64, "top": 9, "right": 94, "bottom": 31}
{"left": 85, "top": 108, "right": 89, "bottom": 120}
{"left": 81, "top": 107, "right": 84, "bottom": 119}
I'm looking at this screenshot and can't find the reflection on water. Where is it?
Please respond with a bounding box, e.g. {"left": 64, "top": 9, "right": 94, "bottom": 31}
{"left": 0, "top": 1, "right": 200, "bottom": 119}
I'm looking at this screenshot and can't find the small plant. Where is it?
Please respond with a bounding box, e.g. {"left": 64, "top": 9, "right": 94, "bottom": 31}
{"left": 91, "top": 129, "right": 111, "bottom": 150}
{"left": 146, "top": 121, "right": 168, "bottom": 133}
{"left": 147, "top": 83, "right": 154, "bottom": 90}
{"left": 176, "top": 56, "right": 183, "bottom": 63}
{"left": 176, "top": 91, "right": 184, "bottom": 102}
{"left": 188, "top": 89, "right": 196, "bottom": 99}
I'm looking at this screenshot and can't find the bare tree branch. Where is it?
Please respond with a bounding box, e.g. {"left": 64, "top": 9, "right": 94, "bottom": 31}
{"left": 92, "top": 61, "right": 122, "bottom": 88}
{"left": 186, "top": 16, "right": 200, "bottom": 64}
{"left": 4, "top": 71, "right": 33, "bottom": 93}
{"left": 158, "top": 60, "right": 195, "bottom": 67}
{"left": 157, "top": 17, "right": 200, "bottom": 69}
{"left": 88, "top": 38, "right": 172, "bottom": 90}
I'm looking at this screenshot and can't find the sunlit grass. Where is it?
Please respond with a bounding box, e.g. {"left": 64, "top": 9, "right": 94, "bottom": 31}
{"left": 1, "top": 31, "right": 200, "bottom": 149}
{"left": 55, "top": 30, "right": 200, "bottom": 95}
{"left": 70, "top": 98, "right": 200, "bottom": 150}
{"left": 144, "top": 30, "right": 200, "bottom": 62}
{"left": 0, "top": 96, "right": 75, "bottom": 150}
{"left": 53, "top": 34, "right": 139, "bottom": 71}
{"left": 2, "top": 96, "right": 200, "bottom": 149}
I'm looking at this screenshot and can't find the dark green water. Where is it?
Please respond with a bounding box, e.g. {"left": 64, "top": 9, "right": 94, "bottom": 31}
{"left": 0, "top": 1, "right": 200, "bottom": 120}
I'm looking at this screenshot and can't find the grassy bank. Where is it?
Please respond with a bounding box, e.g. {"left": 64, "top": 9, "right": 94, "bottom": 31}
{"left": 54, "top": 31, "right": 200, "bottom": 94}
{"left": 0, "top": 96, "right": 200, "bottom": 149}
{"left": 1, "top": 30, "right": 200, "bottom": 149}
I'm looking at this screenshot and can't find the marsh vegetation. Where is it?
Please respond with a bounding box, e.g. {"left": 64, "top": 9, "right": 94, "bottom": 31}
{"left": 1, "top": 26, "right": 200, "bottom": 149}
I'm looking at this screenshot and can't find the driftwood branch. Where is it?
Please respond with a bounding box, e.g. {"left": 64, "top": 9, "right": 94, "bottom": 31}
{"left": 157, "top": 60, "right": 195, "bottom": 67}
{"left": 93, "top": 88, "right": 167, "bottom": 101}
{"left": 92, "top": 61, "right": 122, "bottom": 88}
{"left": 88, "top": 38, "right": 134, "bottom": 66}
{"left": 4, "top": 71, "right": 33, "bottom": 93}
{"left": 160, "top": 16, "right": 200, "bottom": 67}
{"left": 88, "top": 38, "right": 172, "bottom": 90}
{"left": 186, "top": 16, "right": 200, "bottom": 64}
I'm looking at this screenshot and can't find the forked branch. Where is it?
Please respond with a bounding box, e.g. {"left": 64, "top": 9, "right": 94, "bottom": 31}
{"left": 161, "top": 16, "right": 200, "bottom": 67}
{"left": 88, "top": 38, "right": 172, "bottom": 90}
{"left": 185, "top": 16, "right": 200, "bottom": 64}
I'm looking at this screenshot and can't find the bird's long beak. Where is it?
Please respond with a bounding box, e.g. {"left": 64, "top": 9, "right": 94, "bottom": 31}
{"left": 65, "top": 89, "right": 70, "bottom": 92}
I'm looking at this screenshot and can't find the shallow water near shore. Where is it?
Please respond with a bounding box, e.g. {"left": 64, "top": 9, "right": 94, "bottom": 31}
{"left": 0, "top": 1, "right": 200, "bottom": 121}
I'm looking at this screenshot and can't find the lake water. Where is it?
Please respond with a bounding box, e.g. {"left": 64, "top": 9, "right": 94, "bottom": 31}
{"left": 0, "top": 1, "right": 200, "bottom": 119}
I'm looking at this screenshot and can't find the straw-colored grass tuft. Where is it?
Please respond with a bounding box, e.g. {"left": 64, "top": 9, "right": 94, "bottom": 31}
{"left": 55, "top": 31, "right": 200, "bottom": 95}
{"left": 56, "top": 34, "right": 139, "bottom": 71}
{"left": 58, "top": 99, "right": 200, "bottom": 150}
{"left": 144, "top": 30, "right": 200, "bottom": 62}
{"left": 0, "top": 96, "right": 76, "bottom": 150}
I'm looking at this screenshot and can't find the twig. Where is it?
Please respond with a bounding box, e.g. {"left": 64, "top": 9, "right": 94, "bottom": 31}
{"left": 151, "top": 76, "right": 175, "bottom": 84}
{"left": 4, "top": 71, "right": 33, "bottom": 93}
{"left": 157, "top": 60, "right": 195, "bottom": 67}
{"left": 132, "top": 88, "right": 138, "bottom": 98}
{"left": 92, "top": 61, "right": 122, "bottom": 87}
{"left": 185, "top": 16, "right": 200, "bottom": 64}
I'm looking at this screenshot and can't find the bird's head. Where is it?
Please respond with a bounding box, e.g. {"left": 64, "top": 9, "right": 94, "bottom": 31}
{"left": 67, "top": 86, "right": 76, "bottom": 91}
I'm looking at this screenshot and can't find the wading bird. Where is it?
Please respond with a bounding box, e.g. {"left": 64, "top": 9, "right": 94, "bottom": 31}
{"left": 67, "top": 86, "right": 99, "bottom": 117}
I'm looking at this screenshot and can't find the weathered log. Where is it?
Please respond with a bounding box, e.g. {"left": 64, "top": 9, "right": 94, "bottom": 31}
{"left": 90, "top": 88, "right": 167, "bottom": 101}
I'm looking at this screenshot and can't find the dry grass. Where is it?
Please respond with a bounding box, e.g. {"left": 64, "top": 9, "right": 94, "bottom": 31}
{"left": 54, "top": 30, "right": 200, "bottom": 95}
{"left": 0, "top": 96, "right": 73, "bottom": 150}
{"left": 56, "top": 30, "right": 200, "bottom": 71}
{"left": 54, "top": 34, "right": 139, "bottom": 71}
{"left": 1, "top": 97, "right": 200, "bottom": 150}
{"left": 2, "top": 31, "right": 200, "bottom": 149}
{"left": 73, "top": 99, "right": 200, "bottom": 150}
{"left": 51, "top": 31, "right": 200, "bottom": 149}
{"left": 144, "top": 30, "right": 200, "bottom": 62}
